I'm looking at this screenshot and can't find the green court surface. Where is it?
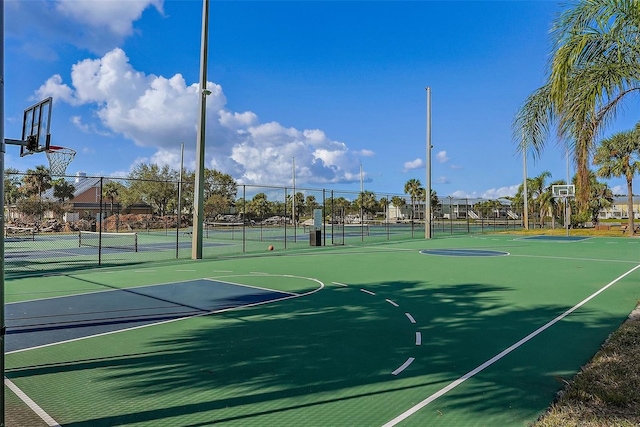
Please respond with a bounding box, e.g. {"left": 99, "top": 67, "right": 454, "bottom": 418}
{"left": 5, "top": 234, "right": 640, "bottom": 426}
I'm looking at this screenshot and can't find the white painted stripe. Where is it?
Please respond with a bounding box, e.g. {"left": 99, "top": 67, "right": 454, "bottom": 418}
{"left": 175, "top": 269, "right": 196, "bottom": 272}
{"left": 385, "top": 299, "right": 399, "bottom": 307}
{"left": 382, "top": 263, "right": 640, "bottom": 427}
{"left": 9, "top": 275, "right": 325, "bottom": 354}
{"left": 5, "top": 377, "right": 61, "bottom": 426}
{"left": 392, "top": 357, "right": 415, "bottom": 376}
{"left": 360, "top": 288, "right": 376, "bottom": 296}
{"left": 415, "top": 331, "right": 422, "bottom": 346}
{"left": 405, "top": 312, "right": 416, "bottom": 324}
{"left": 510, "top": 253, "right": 638, "bottom": 264}
{"left": 332, "top": 282, "right": 348, "bottom": 287}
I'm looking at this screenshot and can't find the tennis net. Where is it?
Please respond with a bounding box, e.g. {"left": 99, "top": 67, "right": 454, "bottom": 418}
{"left": 4, "top": 226, "right": 36, "bottom": 241}
{"left": 79, "top": 231, "right": 138, "bottom": 252}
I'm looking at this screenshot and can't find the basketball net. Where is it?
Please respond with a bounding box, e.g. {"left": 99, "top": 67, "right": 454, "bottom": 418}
{"left": 46, "top": 146, "right": 76, "bottom": 177}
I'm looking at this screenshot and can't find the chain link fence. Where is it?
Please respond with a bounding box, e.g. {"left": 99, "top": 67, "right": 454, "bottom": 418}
{"left": 4, "top": 171, "right": 536, "bottom": 276}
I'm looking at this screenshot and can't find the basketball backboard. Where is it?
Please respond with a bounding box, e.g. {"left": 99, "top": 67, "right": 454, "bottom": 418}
{"left": 552, "top": 184, "right": 575, "bottom": 198}
{"left": 20, "top": 97, "right": 52, "bottom": 157}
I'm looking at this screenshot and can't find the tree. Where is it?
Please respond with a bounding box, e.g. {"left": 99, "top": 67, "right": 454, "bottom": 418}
{"left": 355, "top": 191, "right": 378, "bottom": 219}
{"left": 513, "top": 0, "right": 640, "bottom": 214}
{"left": 594, "top": 127, "right": 640, "bottom": 234}
{"left": 547, "top": 179, "right": 567, "bottom": 228}
{"left": 52, "top": 179, "right": 75, "bottom": 203}
{"left": 127, "top": 164, "right": 178, "bottom": 216}
{"left": 203, "top": 169, "right": 237, "bottom": 218}
{"left": 22, "top": 165, "right": 52, "bottom": 199}
{"left": 530, "top": 171, "right": 552, "bottom": 227}
{"left": 248, "top": 193, "right": 271, "bottom": 220}
{"left": 571, "top": 172, "right": 614, "bottom": 225}
{"left": 102, "top": 181, "right": 124, "bottom": 215}
{"left": 404, "top": 178, "right": 422, "bottom": 220}
{"left": 4, "top": 168, "right": 22, "bottom": 205}
{"left": 391, "top": 196, "right": 406, "bottom": 220}
{"left": 305, "top": 195, "right": 320, "bottom": 216}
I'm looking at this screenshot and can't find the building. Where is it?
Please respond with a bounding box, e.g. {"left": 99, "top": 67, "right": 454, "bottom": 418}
{"left": 598, "top": 196, "right": 640, "bottom": 220}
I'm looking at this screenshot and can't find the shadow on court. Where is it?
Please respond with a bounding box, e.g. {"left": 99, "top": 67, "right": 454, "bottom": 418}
{"left": 7, "top": 279, "right": 625, "bottom": 426}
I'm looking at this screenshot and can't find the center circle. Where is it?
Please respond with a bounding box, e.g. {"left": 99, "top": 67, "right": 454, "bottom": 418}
{"left": 419, "top": 249, "right": 509, "bottom": 257}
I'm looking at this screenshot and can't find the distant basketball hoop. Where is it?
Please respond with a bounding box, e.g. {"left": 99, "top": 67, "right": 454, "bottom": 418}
{"left": 46, "top": 145, "right": 76, "bottom": 177}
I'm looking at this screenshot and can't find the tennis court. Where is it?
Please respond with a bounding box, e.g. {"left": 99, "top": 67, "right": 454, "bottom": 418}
{"left": 5, "top": 233, "right": 639, "bottom": 426}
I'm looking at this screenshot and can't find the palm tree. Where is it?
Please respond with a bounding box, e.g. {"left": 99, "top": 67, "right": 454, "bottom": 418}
{"left": 594, "top": 127, "right": 640, "bottom": 235}
{"left": 529, "top": 171, "right": 552, "bottom": 226}
{"left": 547, "top": 179, "right": 567, "bottom": 228}
{"left": 53, "top": 179, "right": 75, "bottom": 203}
{"left": 404, "top": 178, "right": 422, "bottom": 220}
{"left": 514, "top": 0, "right": 640, "bottom": 213}
{"left": 22, "top": 165, "right": 52, "bottom": 199}
{"left": 103, "top": 181, "right": 123, "bottom": 216}
{"left": 391, "top": 196, "right": 406, "bottom": 221}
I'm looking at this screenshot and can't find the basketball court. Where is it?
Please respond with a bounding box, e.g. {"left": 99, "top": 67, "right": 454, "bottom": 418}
{"left": 5, "top": 234, "right": 639, "bottom": 426}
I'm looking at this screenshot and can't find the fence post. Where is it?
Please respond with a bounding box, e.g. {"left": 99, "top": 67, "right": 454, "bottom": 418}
{"left": 98, "top": 177, "right": 103, "bottom": 265}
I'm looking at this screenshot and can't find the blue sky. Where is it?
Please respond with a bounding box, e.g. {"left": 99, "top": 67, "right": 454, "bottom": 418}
{"left": 4, "top": 0, "right": 636, "bottom": 198}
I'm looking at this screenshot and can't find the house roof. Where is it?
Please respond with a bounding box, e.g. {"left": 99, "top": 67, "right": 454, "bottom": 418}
{"left": 43, "top": 176, "right": 111, "bottom": 200}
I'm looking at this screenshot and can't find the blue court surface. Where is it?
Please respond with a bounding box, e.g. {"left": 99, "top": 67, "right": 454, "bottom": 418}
{"left": 517, "top": 235, "right": 592, "bottom": 242}
{"left": 6, "top": 279, "right": 294, "bottom": 353}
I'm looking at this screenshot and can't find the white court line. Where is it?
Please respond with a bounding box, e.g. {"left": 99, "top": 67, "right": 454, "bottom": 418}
{"left": 5, "top": 377, "right": 61, "bottom": 426}
{"left": 405, "top": 313, "right": 416, "bottom": 324}
{"left": 332, "top": 282, "right": 348, "bottom": 287}
{"left": 360, "top": 288, "right": 376, "bottom": 296}
{"left": 8, "top": 274, "right": 324, "bottom": 355}
{"left": 415, "top": 331, "right": 422, "bottom": 346}
{"left": 509, "top": 253, "right": 638, "bottom": 264}
{"left": 382, "top": 263, "right": 640, "bottom": 427}
{"left": 392, "top": 357, "right": 415, "bottom": 376}
{"left": 203, "top": 276, "right": 300, "bottom": 297}
{"left": 385, "top": 299, "right": 399, "bottom": 307}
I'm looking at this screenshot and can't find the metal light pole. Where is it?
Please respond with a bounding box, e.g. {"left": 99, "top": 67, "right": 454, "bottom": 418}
{"left": 1, "top": 2, "right": 6, "bottom": 424}
{"left": 176, "top": 142, "right": 184, "bottom": 258}
{"left": 425, "top": 87, "right": 432, "bottom": 239}
{"left": 191, "top": 0, "right": 210, "bottom": 259}
{"left": 522, "top": 139, "right": 529, "bottom": 230}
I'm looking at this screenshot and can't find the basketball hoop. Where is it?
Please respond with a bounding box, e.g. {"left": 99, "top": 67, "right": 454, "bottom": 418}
{"left": 46, "top": 145, "right": 76, "bottom": 177}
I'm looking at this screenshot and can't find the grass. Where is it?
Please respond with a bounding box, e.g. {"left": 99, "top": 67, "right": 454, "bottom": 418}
{"left": 532, "top": 307, "right": 640, "bottom": 427}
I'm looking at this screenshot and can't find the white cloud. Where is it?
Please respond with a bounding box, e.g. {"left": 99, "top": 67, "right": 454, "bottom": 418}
{"left": 38, "top": 48, "right": 364, "bottom": 187}
{"left": 56, "top": 0, "right": 163, "bottom": 38}
{"left": 436, "top": 176, "right": 450, "bottom": 184}
{"left": 450, "top": 190, "right": 478, "bottom": 198}
{"left": 447, "top": 184, "right": 520, "bottom": 200}
{"left": 610, "top": 185, "right": 626, "bottom": 195}
{"left": 35, "top": 75, "right": 76, "bottom": 104}
{"left": 403, "top": 158, "right": 423, "bottom": 171}
{"left": 481, "top": 185, "right": 520, "bottom": 199}
{"left": 436, "top": 150, "right": 449, "bottom": 163}
{"left": 6, "top": 0, "right": 164, "bottom": 55}
{"left": 359, "top": 149, "right": 375, "bottom": 157}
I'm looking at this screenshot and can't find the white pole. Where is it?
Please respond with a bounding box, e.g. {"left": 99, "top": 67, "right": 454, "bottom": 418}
{"left": 292, "top": 157, "right": 296, "bottom": 240}
{"left": 191, "top": 0, "right": 209, "bottom": 259}
{"left": 522, "top": 140, "right": 529, "bottom": 230}
{"left": 425, "top": 87, "right": 432, "bottom": 239}
{"left": 176, "top": 142, "right": 184, "bottom": 258}
{"left": 566, "top": 144, "right": 570, "bottom": 236}
{"left": 0, "top": 2, "right": 6, "bottom": 422}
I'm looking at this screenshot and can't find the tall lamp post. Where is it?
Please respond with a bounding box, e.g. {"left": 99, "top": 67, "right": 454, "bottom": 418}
{"left": 522, "top": 137, "right": 529, "bottom": 230}
{"left": 192, "top": 0, "right": 210, "bottom": 259}
{"left": 425, "top": 87, "right": 432, "bottom": 239}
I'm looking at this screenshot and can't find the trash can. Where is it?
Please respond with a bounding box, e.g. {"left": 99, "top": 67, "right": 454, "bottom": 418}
{"left": 90, "top": 223, "right": 97, "bottom": 232}
{"left": 309, "top": 230, "right": 321, "bottom": 246}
